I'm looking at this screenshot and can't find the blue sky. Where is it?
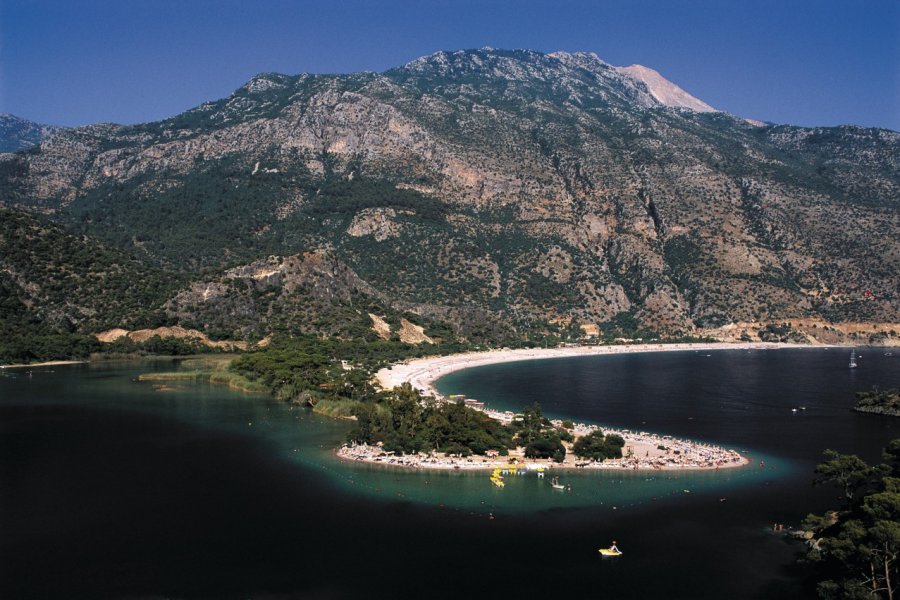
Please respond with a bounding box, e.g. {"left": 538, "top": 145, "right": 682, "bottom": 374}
{"left": 2, "top": 0, "right": 898, "bottom": 130}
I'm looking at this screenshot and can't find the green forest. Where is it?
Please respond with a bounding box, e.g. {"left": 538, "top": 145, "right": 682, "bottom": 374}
{"left": 853, "top": 389, "right": 900, "bottom": 417}
{"left": 0, "top": 208, "right": 184, "bottom": 363}
{"left": 228, "top": 336, "right": 627, "bottom": 460}
{"left": 801, "top": 441, "right": 900, "bottom": 598}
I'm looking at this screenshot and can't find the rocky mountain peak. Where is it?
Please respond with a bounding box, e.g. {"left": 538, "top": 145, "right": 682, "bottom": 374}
{"left": 391, "top": 48, "right": 717, "bottom": 114}
{"left": 241, "top": 72, "right": 294, "bottom": 94}
{"left": 615, "top": 64, "right": 716, "bottom": 112}
{"left": 397, "top": 48, "right": 559, "bottom": 82}
{"left": 547, "top": 50, "right": 610, "bottom": 71}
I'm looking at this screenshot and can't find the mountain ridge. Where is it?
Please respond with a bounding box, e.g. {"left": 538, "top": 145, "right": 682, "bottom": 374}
{"left": 614, "top": 64, "right": 716, "bottom": 113}
{"left": 0, "top": 113, "right": 63, "bottom": 153}
{"left": 0, "top": 48, "right": 897, "bottom": 351}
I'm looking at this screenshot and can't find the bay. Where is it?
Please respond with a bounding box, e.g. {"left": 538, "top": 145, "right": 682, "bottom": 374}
{"left": 1, "top": 348, "right": 897, "bottom": 599}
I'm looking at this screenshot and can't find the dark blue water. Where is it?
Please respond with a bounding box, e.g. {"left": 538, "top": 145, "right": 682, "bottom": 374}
{"left": 1, "top": 348, "right": 897, "bottom": 599}
{"left": 437, "top": 347, "right": 899, "bottom": 465}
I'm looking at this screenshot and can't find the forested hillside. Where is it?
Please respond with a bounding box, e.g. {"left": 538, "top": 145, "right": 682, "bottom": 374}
{"left": 1, "top": 49, "right": 897, "bottom": 360}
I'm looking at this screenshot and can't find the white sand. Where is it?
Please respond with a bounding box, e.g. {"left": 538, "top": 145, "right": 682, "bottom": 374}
{"left": 356, "top": 341, "right": 817, "bottom": 472}
{"left": 376, "top": 341, "right": 812, "bottom": 397}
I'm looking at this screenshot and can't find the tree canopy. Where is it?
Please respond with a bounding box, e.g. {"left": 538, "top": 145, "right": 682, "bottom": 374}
{"left": 802, "top": 441, "right": 900, "bottom": 599}
{"left": 572, "top": 430, "right": 625, "bottom": 461}
{"left": 348, "top": 384, "right": 513, "bottom": 456}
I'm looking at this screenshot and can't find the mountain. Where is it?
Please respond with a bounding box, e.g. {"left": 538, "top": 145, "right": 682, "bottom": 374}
{"left": 613, "top": 64, "right": 716, "bottom": 113}
{"left": 0, "top": 208, "right": 187, "bottom": 361}
{"left": 1, "top": 48, "right": 897, "bottom": 349}
{"left": 0, "top": 209, "right": 180, "bottom": 330}
{"left": 0, "top": 113, "right": 62, "bottom": 153}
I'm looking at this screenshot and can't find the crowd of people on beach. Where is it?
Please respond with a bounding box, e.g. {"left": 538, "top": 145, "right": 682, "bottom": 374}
{"left": 337, "top": 443, "right": 522, "bottom": 470}
{"left": 557, "top": 421, "right": 747, "bottom": 470}
{"left": 336, "top": 415, "right": 747, "bottom": 472}
{"left": 357, "top": 344, "right": 763, "bottom": 472}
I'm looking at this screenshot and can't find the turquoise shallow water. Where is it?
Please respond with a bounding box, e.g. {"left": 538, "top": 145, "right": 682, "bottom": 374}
{"left": 2, "top": 348, "right": 898, "bottom": 599}
{"left": 275, "top": 350, "right": 794, "bottom": 513}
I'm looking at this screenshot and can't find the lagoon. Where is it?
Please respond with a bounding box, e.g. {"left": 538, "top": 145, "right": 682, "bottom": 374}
{"left": 1, "top": 348, "right": 898, "bottom": 598}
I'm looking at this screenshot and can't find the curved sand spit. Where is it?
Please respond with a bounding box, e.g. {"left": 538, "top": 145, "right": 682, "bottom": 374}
{"left": 376, "top": 341, "right": 813, "bottom": 398}
{"left": 340, "top": 342, "right": 817, "bottom": 471}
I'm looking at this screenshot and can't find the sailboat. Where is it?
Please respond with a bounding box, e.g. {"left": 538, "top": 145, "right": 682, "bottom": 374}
{"left": 849, "top": 350, "right": 858, "bottom": 369}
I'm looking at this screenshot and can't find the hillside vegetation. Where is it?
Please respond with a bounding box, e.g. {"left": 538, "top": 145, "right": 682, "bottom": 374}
{"left": 1, "top": 49, "right": 897, "bottom": 360}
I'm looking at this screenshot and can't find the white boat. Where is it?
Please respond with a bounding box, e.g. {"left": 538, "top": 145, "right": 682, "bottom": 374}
{"left": 551, "top": 476, "right": 566, "bottom": 491}
{"left": 849, "top": 350, "right": 858, "bottom": 369}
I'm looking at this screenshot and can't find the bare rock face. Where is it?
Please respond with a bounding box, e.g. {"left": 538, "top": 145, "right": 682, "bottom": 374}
{"left": 363, "top": 313, "right": 434, "bottom": 344}
{"left": 94, "top": 326, "right": 246, "bottom": 350}
{"left": 347, "top": 208, "right": 402, "bottom": 241}
{"left": 95, "top": 328, "right": 130, "bottom": 343}
{"left": 369, "top": 313, "right": 391, "bottom": 340}
{"left": 702, "top": 320, "right": 900, "bottom": 347}
{"left": 397, "top": 318, "right": 434, "bottom": 344}
{"left": 614, "top": 65, "right": 716, "bottom": 113}
{"left": 2, "top": 48, "right": 897, "bottom": 341}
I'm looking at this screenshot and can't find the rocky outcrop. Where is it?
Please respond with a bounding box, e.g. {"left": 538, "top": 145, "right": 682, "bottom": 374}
{"left": 347, "top": 208, "right": 403, "bottom": 241}
{"left": 94, "top": 326, "right": 247, "bottom": 350}
{"left": 614, "top": 65, "right": 716, "bottom": 112}
{"left": 853, "top": 406, "right": 900, "bottom": 417}
{"left": 369, "top": 313, "right": 391, "bottom": 340}
{"left": 366, "top": 314, "right": 434, "bottom": 344}
{"left": 702, "top": 320, "right": 900, "bottom": 346}
{"left": 398, "top": 319, "right": 434, "bottom": 345}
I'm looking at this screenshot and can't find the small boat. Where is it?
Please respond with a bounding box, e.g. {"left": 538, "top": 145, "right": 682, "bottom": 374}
{"left": 849, "top": 350, "right": 858, "bottom": 369}
{"left": 551, "top": 476, "right": 566, "bottom": 491}
{"left": 599, "top": 548, "right": 622, "bottom": 556}
{"left": 490, "top": 468, "right": 505, "bottom": 488}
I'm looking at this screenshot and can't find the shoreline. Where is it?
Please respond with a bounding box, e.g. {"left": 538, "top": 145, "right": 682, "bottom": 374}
{"left": 0, "top": 360, "right": 87, "bottom": 369}
{"left": 337, "top": 424, "right": 751, "bottom": 472}
{"left": 0, "top": 353, "right": 238, "bottom": 371}
{"left": 376, "top": 341, "right": 820, "bottom": 398}
{"left": 345, "top": 342, "right": 821, "bottom": 472}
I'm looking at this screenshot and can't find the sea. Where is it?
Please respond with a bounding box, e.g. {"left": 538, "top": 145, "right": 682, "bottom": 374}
{"left": 1, "top": 347, "right": 897, "bottom": 599}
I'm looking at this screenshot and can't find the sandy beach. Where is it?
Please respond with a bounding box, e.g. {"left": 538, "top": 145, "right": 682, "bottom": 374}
{"left": 337, "top": 423, "right": 749, "bottom": 472}
{"left": 376, "top": 341, "right": 812, "bottom": 397}
{"left": 341, "top": 342, "right": 815, "bottom": 472}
